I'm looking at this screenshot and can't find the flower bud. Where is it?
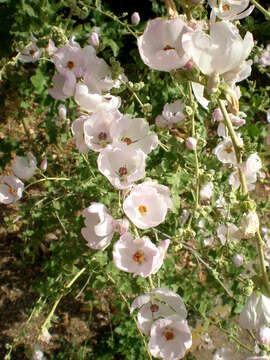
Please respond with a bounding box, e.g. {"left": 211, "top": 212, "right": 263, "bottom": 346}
{"left": 258, "top": 325, "right": 270, "bottom": 345}
{"left": 40, "top": 157, "right": 48, "bottom": 171}
{"left": 114, "top": 218, "right": 129, "bottom": 235}
{"left": 233, "top": 254, "right": 243, "bottom": 267}
{"left": 241, "top": 211, "right": 259, "bottom": 239}
{"left": 185, "top": 59, "right": 193, "bottom": 71}
{"left": 90, "top": 32, "right": 99, "bottom": 47}
{"left": 131, "top": 12, "right": 140, "bottom": 25}
{"left": 58, "top": 104, "right": 66, "bottom": 119}
{"left": 200, "top": 182, "right": 214, "bottom": 201}
{"left": 186, "top": 137, "right": 197, "bottom": 150}
{"left": 213, "top": 108, "right": 223, "bottom": 122}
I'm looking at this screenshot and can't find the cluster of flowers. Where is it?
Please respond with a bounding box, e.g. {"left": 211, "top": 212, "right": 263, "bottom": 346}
{"left": 0, "top": 152, "right": 39, "bottom": 204}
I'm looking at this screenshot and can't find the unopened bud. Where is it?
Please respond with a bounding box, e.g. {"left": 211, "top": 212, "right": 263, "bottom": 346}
{"left": 233, "top": 254, "right": 244, "bottom": 267}
{"left": 207, "top": 73, "right": 220, "bottom": 94}
{"left": 131, "top": 12, "right": 140, "bottom": 25}
{"left": 258, "top": 325, "right": 270, "bottom": 345}
{"left": 241, "top": 211, "right": 259, "bottom": 239}
{"left": 185, "top": 59, "right": 194, "bottom": 71}
{"left": 40, "top": 157, "right": 48, "bottom": 171}
{"left": 186, "top": 137, "right": 197, "bottom": 150}
{"left": 213, "top": 108, "right": 223, "bottom": 122}
{"left": 114, "top": 218, "right": 129, "bottom": 235}
{"left": 58, "top": 104, "right": 66, "bottom": 119}
{"left": 90, "top": 32, "right": 99, "bottom": 47}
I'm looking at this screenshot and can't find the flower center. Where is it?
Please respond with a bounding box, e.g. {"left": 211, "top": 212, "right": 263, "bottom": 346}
{"left": 222, "top": 3, "right": 230, "bottom": 11}
{"left": 163, "top": 44, "right": 175, "bottom": 51}
{"left": 150, "top": 304, "right": 159, "bottom": 313}
{"left": 9, "top": 187, "right": 15, "bottom": 194}
{"left": 133, "top": 250, "right": 144, "bottom": 264}
{"left": 67, "top": 61, "right": 74, "bottom": 69}
{"left": 119, "top": 166, "right": 128, "bottom": 177}
{"left": 225, "top": 146, "right": 233, "bottom": 154}
{"left": 29, "top": 49, "right": 36, "bottom": 56}
{"left": 164, "top": 330, "right": 174, "bottom": 341}
{"left": 123, "top": 137, "right": 132, "bottom": 145}
{"left": 98, "top": 132, "right": 107, "bottom": 141}
{"left": 138, "top": 205, "right": 147, "bottom": 215}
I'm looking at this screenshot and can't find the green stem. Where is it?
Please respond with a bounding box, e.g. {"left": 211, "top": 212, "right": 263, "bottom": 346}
{"left": 218, "top": 98, "right": 270, "bottom": 295}
{"left": 188, "top": 81, "right": 200, "bottom": 209}
{"left": 24, "top": 177, "right": 70, "bottom": 191}
{"left": 250, "top": 0, "right": 270, "bottom": 20}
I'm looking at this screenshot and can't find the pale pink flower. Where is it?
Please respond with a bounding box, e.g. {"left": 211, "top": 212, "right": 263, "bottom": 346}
{"left": 131, "top": 288, "right": 187, "bottom": 335}
{"left": 241, "top": 211, "right": 259, "bottom": 239}
{"left": 90, "top": 32, "right": 99, "bottom": 47}
{"left": 182, "top": 21, "right": 254, "bottom": 79}
{"left": 97, "top": 146, "right": 146, "bottom": 190}
{"left": 0, "top": 175, "right": 24, "bottom": 204}
{"left": 123, "top": 181, "right": 172, "bottom": 229}
{"left": 71, "top": 116, "right": 90, "bottom": 153}
{"left": 53, "top": 38, "right": 86, "bottom": 78}
{"left": 113, "top": 232, "right": 168, "bottom": 277}
{"left": 48, "top": 72, "right": 76, "bottom": 100}
{"left": 217, "top": 223, "right": 240, "bottom": 245}
{"left": 148, "top": 315, "right": 192, "bottom": 360}
{"left": 131, "top": 12, "right": 140, "bottom": 25}
{"left": 239, "top": 293, "right": 270, "bottom": 330}
{"left": 213, "top": 138, "right": 239, "bottom": 165}
{"left": 156, "top": 100, "right": 185, "bottom": 129}
{"left": 12, "top": 152, "right": 37, "bottom": 180}
{"left": 191, "top": 82, "right": 209, "bottom": 110}
{"left": 258, "top": 325, "right": 270, "bottom": 345}
{"left": 213, "top": 108, "right": 223, "bottom": 122}
{"left": 110, "top": 115, "right": 158, "bottom": 154}
{"left": 204, "top": 236, "right": 214, "bottom": 247}
{"left": 18, "top": 34, "right": 42, "bottom": 63}
{"left": 74, "top": 83, "right": 121, "bottom": 113}
{"left": 81, "top": 202, "right": 115, "bottom": 250}
{"left": 209, "top": 0, "right": 254, "bottom": 22}
{"left": 46, "top": 39, "right": 57, "bottom": 56}
{"left": 138, "top": 17, "right": 191, "bottom": 72}
{"left": 84, "top": 110, "right": 121, "bottom": 152}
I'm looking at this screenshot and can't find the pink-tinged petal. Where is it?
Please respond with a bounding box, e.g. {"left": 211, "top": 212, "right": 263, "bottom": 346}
{"left": 0, "top": 184, "right": 13, "bottom": 204}
{"left": 152, "top": 239, "right": 170, "bottom": 274}
{"left": 191, "top": 82, "right": 209, "bottom": 110}
{"left": 138, "top": 17, "right": 191, "bottom": 72}
{"left": 71, "top": 116, "right": 90, "bottom": 153}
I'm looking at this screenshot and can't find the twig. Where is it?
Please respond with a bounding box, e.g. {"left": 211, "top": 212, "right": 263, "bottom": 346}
{"left": 24, "top": 177, "right": 70, "bottom": 191}
{"left": 250, "top": 0, "right": 270, "bottom": 20}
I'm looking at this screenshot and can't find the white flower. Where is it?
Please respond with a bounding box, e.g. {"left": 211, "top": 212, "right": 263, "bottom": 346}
{"left": 74, "top": 83, "right": 121, "bottom": 113}
{"left": 213, "top": 347, "right": 234, "bottom": 360}
{"left": 191, "top": 82, "right": 209, "bottom": 110}
{"left": 48, "top": 72, "right": 76, "bottom": 100}
{"left": 0, "top": 175, "right": 24, "bottom": 204}
{"left": 84, "top": 110, "right": 121, "bottom": 152}
{"left": 110, "top": 115, "right": 158, "bottom": 154}
{"left": 209, "top": 0, "right": 254, "bottom": 21}
{"left": 113, "top": 232, "right": 169, "bottom": 277}
{"left": 156, "top": 100, "right": 185, "bottom": 129}
{"left": 131, "top": 12, "right": 140, "bottom": 25}
{"left": 12, "top": 152, "right": 37, "bottom": 180}
{"left": 239, "top": 293, "right": 270, "bottom": 330}
{"left": 81, "top": 202, "right": 115, "bottom": 250}
{"left": 138, "top": 17, "right": 191, "bottom": 72}
{"left": 186, "top": 137, "right": 197, "bottom": 150}
{"left": 148, "top": 315, "right": 192, "bottom": 360}
{"left": 97, "top": 146, "right": 146, "bottom": 190}
{"left": 204, "top": 236, "right": 214, "bottom": 247}
{"left": 213, "top": 138, "right": 239, "bottom": 165}
{"left": 18, "top": 35, "right": 42, "bottom": 63}
{"left": 123, "top": 181, "right": 172, "bottom": 229}
{"left": 260, "top": 44, "right": 270, "bottom": 67}
{"left": 258, "top": 325, "right": 270, "bottom": 345}
{"left": 240, "top": 211, "right": 259, "bottom": 239}
{"left": 199, "top": 182, "right": 214, "bottom": 201}
{"left": 182, "top": 21, "right": 254, "bottom": 79}
{"left": 217, "top": 223, "right": 240, "bottom": 245}
{"left": 71, "top": 116, "right": 90, "bottom": 153}
{"left": 83, "top": 56, "right": 117, "bottom": 94}
{"left": 131, "top": 288, "right": 187, "bottom": 335}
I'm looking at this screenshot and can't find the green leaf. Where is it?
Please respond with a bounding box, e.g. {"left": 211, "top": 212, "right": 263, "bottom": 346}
{"left": 31, "top": 68, "right": 45, "bottom": 94}
{"left": 102, "top": 38, "right": 119, "bottom": 57}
